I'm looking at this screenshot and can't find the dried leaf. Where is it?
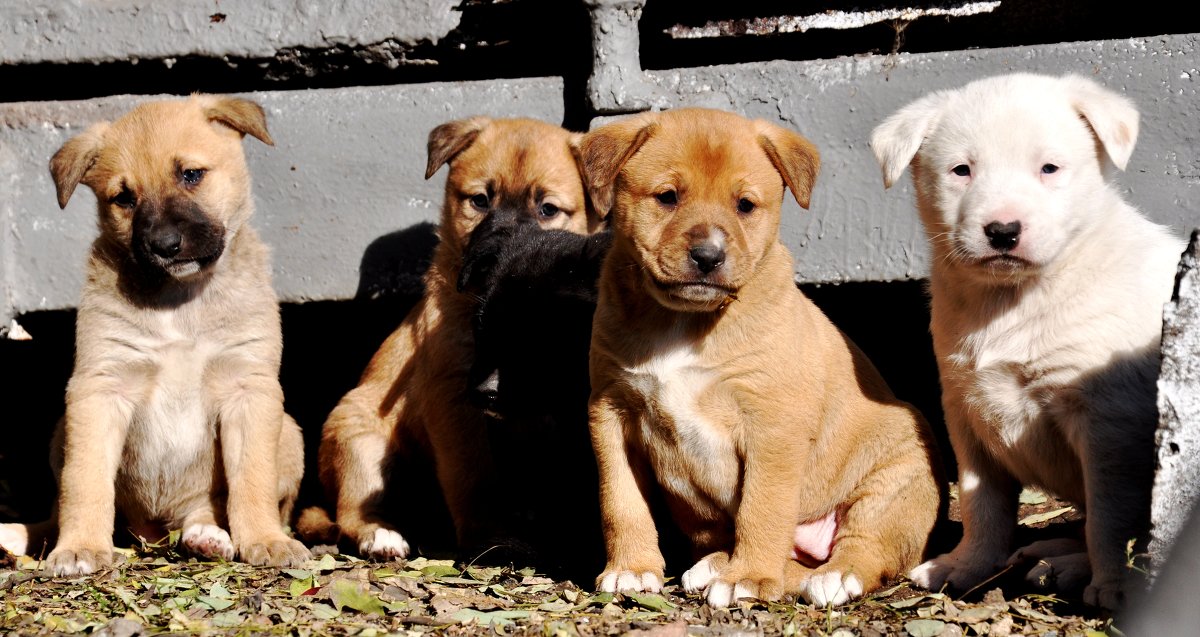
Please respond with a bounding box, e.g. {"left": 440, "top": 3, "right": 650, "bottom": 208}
{"left": 627, "top": 591, "right": 677, "bottom": 612}
{"left": 328, "top": 578, "right": 386, "bottom": 615}
{"left": 1018, "top": 489, "right": 1048, "bottom": 505}
{"left": 1019, "top": 506, "right": 1073, "bottom": 526}
{"left": 905, "top": 618, "right": 946, "bottom": 636}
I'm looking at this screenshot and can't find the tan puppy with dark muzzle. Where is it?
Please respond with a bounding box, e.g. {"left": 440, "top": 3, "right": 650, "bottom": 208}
{"left": 0, "top": 95, "right": 309, "bottom": 574}
{"left": 581, "top": 108, "right": 941, "bottom": 608}
{"left": 303, "top": 117, "right": 595, "bottom": 559}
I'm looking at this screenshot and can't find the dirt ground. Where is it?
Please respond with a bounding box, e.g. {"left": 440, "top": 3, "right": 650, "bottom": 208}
{"left": 0, "top": 487, "right": 1132, "bottom": 637}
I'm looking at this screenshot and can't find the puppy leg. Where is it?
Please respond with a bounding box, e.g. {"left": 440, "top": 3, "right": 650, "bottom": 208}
{"left": 702, "top": 440, "right": 806, "bottom": 608}
{"left": 46, "top": 388, "right": 135, "bottom": 576}
{"left": 591, "top": 395, "right": 665, "bottom": 594}
{"left": 910, "top": 405, "right": 1018, "bottom": 593}
{"left": 804, "top": 450, "right": 938, "bottom": 608}
{"left": 211, "top": 367, "right": 311, "bottom": 567}
{"left": 1075, "top": 404, "right": 1156, "bottom": 610}
{"left": 321, "top": 395, "right": 410, "bottom": 560}
{"left": 423, "top": 399, "right": 500, "bottom": 552}
{"left": 277, "top": 413, "right": 305, "bottom": 526}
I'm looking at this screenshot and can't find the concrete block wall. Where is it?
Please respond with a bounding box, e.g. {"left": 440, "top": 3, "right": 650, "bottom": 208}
{"left": 1, "top": 1, "right": 1198, "bottom": 553}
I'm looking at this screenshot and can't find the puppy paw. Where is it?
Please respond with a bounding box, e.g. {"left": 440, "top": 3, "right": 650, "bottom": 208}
{"left": 358, "top": 527, "right": 410, "bottom": 560}
{"left": 1022, "top": 552, "right": 1090, "bottom": 594}
{"left": 909, "top": 549, "right": 1005, "bottom": 593}
{"left": 681, "top": 553, "right": 728, "bottom": 593}
{"left": 1084, "top": 577, "right": 1127, "bottom": 611}
{"left": 238, "top": 537, "right": 312, "bottom": 568}
{"left": 182, "top": 524, "right": 235, "bottom": 561}
{"left": 802, "top": 569, "right": 864, "bottom": 607}
{"left": 1007, "top": 538, "right": 1086, "bottom": 565}
{"left": 45, "top": 545, "right": 113, "bottom": 576}
{"left": 704, "top": 579, "right": 765, "bottom": 608}
{"left": 0, "top": 523, "right": 30, "bottom": 555}
{"left": 596, "top": 569, "right": 663, "bottom": 594}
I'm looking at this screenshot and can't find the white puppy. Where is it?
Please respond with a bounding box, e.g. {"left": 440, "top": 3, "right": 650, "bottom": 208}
{"left": 870, "top": 72, "right": 1185, "bottom": 610}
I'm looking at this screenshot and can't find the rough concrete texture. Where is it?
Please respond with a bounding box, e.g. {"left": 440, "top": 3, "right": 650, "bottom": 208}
{"left": 0, "top": 78, "right": 564, "bottom": 326}
{"left": 0, "top": 0, "right": 460, "bottom": 65}
{"left": 584, "top": 0, "right": 668, "bottom": 114}
{"left": 628, "top": 34, "right": 1200, "bottom": 284}
{"left": 1149, "top": 229, "right": 1200, "bottom": 569}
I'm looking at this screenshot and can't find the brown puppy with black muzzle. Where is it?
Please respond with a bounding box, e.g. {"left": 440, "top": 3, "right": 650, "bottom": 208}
{"left": 0, "top": 95, "right": 309, "bottom": 574}
{"left": 581, "top": 108, "right": 941, "bottom": 608}
{"left": 302, "top": 117, "right": 596, "bottom": 559}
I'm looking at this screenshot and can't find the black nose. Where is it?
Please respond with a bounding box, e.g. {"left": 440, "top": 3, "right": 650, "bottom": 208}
{"left": 689, "top": 244, "right": 725, "bottom": 274}
{"left": 148, "top": 231, "right": 183, "bottom": 258}
{"left": 984, "top": 221, "right": 1021, "bottom": 251}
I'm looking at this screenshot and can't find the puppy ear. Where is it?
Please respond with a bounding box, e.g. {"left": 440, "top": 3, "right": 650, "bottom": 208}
{"left": 567, "top": 131, "right": 606, "bottom": 232}
{"left": 426, "top": 117, "right": 491, "bottom": 180}
{"left": 49, "top": 122, "right": 110, "bottom": 209}
{"left": 1064, "top": 74, "right": 1140, "bottom": 171}
{"left": 579, "top": 114, "right": 657, "bottom": 219}
{"left": 203, "top": 96, "right": 274, "bottom": 146}
{"left": 756, "top": 121, "right": 821, "bottom": 210}
{"left": 870, "top": 92, "right": 945, "bottom": 189}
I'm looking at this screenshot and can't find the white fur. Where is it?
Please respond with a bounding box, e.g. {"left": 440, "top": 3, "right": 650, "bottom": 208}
{"left": 359, "top": 527, "right": 410, "bottom": 559}
{"left": 0, "top": 523, "right": 29, "bottom": 556}
{"left": 181, "top": 523, "right": 235, "bottom": 561}
{"left": 803, "top": 571, "right": 863, "bottom": 608}
{"left": 871, "top": 73, "right": 1184, "bottom": 609}
{"left": 598, "top": 570, "right": 662, "bottom": 594}
{"left": 625, "top": 334, "right": 740, "bottom": 517}
{"left": 681, "top": 554, "right": 720, "bottom": 592}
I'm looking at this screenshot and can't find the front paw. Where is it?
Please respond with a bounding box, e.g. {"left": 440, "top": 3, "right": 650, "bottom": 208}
{"left": 596, "top": 568, "right": 663, "bottom": 594}
{"left": 238, "top": 536, "right": 312, "bottom": 567}
{"left": 909, "top": 548, "right": 1005, "bottom": 593}
{"left": 1084, "top": 577, "right": 1127, "bottom": 611}
{"left": 357, "top": 526, "right": 410, "bottom": 560}
{"left": 801, "top": 568, "right": 865, "bottom": 607}
{"left": 704, "top": 577, "right": 780, "bottom": 608}
{"left": 45, "top": 544, "right": 113, "bottom": 576}
{"left": 182, "top": 524, "right": 236, "bottom": 561}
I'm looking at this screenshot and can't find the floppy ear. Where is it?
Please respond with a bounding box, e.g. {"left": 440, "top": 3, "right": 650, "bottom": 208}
{"left": 755, "top": 120, "right": 821, "bottom": 210}
{"left": 579, "top": 113, "right": 657, "bottom": 220}
{"left": 566, "top": 131, "right": 605, "bottom": 231}
{"left": 425, "top": 116, "right": 491, "bottom": 180}
{"left": 49, "top": 121, "right": 110, "bottom": 209}
{"left": 870, "top": 91, "right": 945, "bottom": 189}
{"left": 203, "top": 96, "right": 274, "bottom": 146}
{"left": 1063, "top": 74, "right": 1140, "bottom": 171}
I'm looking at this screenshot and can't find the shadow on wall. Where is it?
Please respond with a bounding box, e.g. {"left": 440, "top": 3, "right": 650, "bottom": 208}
{"left": 0, "top": 222, "right": 949, "bottom": 553}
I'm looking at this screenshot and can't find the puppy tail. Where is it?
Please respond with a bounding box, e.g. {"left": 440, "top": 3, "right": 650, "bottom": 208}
{"left": 295, "top": 506, "right": 340, "bottom": 546}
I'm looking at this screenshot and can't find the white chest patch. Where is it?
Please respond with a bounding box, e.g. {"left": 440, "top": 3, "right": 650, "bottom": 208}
{"left": 625, "top": 342, "right": 741, "bottom": 515}
{"left": 120, "top": 312, "right": 217, "bottom": 517}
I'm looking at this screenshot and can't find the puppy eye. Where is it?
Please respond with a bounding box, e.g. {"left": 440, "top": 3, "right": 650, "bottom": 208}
{"left": 1041, "top": 164, "right": 1059, "bottom": 174}
{"left": 181, "top": 168, "right": 206, "bottom": 186}
{"left": 539, "top": 202, "right": 560, "bottom": 218}
{"left": 112, "top": 187, "right": 137, "bottom": 209}
{"left": 470, "top": 194, "right": 490, "bottom": 210}
{"left": 951, "top": 164, "right": 971, "bottom": 177}
{"left": 655, "top": 190, "right": 677, "bottom": 206}
{"left": 737, "top": 198, "right": 755, "bottom": 214}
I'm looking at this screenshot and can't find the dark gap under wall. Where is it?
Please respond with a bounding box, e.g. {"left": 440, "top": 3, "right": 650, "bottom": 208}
{"left": 0, "top": 276, "right": 949, "bottom": 527}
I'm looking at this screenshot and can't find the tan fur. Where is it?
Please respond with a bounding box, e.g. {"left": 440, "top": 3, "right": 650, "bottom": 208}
{"left": 582, "top": 108, "right": 941, "bottom": 608}
{"left": 0, "top": 95, "right": 308, "bottom": 575}
{"left": 306, "top": 117, "right": 595, "bottom": 558}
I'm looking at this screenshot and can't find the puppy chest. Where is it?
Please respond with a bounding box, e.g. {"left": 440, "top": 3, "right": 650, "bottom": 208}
{"left": 121, "top": 339, "right": 221, "bottom": 510}
{"left": 624, "top": 347, "right": 743, "bottom": 515}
